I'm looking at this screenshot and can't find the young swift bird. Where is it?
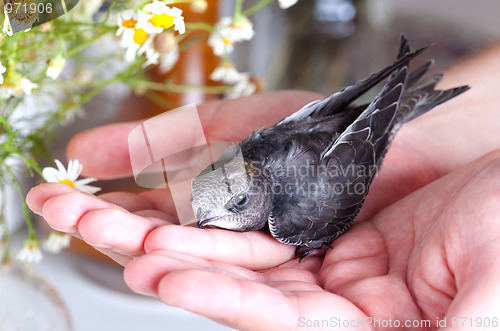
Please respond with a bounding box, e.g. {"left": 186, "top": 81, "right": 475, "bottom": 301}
{"left": 190, "top": 36, "right": 469, "bottom": 259}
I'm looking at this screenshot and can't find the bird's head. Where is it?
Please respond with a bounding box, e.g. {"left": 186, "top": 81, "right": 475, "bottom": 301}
{"left": 190, "top": 151, "right": 272, "bottom": 232}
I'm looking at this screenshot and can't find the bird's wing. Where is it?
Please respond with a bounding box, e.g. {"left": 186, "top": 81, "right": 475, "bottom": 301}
{"left": 269, "top": 63, "right": 410, "bottom": 248}
{"left": 277, "top": 39, "right": 427, "bottom": 126}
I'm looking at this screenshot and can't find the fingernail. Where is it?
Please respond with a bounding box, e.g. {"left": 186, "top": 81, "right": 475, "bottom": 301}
{"left": 91, "top": 243, "right": 112, "bottom": 249}
{"left": 51, "top": 226, "right": 77, "bottom": 234}
{"left": 134, "top": 288, "right": 157, "bottom": 297}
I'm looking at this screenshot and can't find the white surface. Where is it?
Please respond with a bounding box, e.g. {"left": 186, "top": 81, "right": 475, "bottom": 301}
{"left": 29, "top": 244, "right": 234, "bottom": 331}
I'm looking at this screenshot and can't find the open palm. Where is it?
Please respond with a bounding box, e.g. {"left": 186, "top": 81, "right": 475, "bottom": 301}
{"left": 27, "top": 88, "right": 500, "bottom": 330}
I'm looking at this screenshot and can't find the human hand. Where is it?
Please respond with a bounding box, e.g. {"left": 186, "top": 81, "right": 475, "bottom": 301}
{"left": 27, "top": 44, "right": 500, "bottom": 330}
{"left": 26, "top": 90, "right": 324, "bottom": 267}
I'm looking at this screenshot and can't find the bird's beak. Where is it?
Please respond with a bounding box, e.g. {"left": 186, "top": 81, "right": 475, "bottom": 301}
{"left": 197, "top": 216, "right": 220, "bottom": 228}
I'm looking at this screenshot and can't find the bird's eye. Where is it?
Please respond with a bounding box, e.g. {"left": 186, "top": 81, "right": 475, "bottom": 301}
{"left": 232, "top": 193, "right": 248, "bottom": 207}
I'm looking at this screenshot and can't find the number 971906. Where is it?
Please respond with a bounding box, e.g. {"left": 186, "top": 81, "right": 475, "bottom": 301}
{"left": 5, "top": 1, "right": 52, "bottom": 15}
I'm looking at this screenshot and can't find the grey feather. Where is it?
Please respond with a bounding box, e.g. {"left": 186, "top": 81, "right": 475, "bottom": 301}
{"left": 191, "top": 36, "right": 469, "bottom": 259}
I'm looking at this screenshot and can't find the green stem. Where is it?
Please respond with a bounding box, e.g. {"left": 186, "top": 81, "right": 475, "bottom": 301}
{"left": 144, "top": 90, "right": 179, "bottom": 109}
{"left": 131, "top": 81, "right": 230, "bottom": 94}
{"left": 60, "top": 0, "right": 68, "bottom": 13}
{"left": 242, "top": 0, "right": 273, "bottom": 17}
{"left": 0, "top": 160, "right": 36, "bottom": 239}
{"left": 234, "top": 0, "right": 243, "bottom": 21}
{"left": 0, "top": 185, "right": 10, "bottom": 265}
{"left": 100, "top": 2, "right": 125, "bottom": 24}
{"left": 0, "top": 187, "right": 6, "bottom": 238}
{"left": 185, "top": 22, "right": 216, "bottom": 32}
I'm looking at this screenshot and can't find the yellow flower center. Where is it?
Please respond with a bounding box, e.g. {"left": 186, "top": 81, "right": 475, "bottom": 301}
{"left": 122, "top": 18, "right": 137, "bottom": 28}
{"left": 223, "top": 37, "right": 234, "bottom": 45}
{"left": 133, "top": 28, "right": 148, "bottom": 44}
{"left": 59, "top": 179, "right": 75, "bottom": 188}
{"left": 148, "top": 14, "right": 175, "bottom": 29}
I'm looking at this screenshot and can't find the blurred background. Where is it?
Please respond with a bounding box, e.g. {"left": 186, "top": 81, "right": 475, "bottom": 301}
{"left": 6, "top": 0, "right": 500, "bottom": 330}
{"left": 238, "top": 0, "right": 500, "bottom": 94}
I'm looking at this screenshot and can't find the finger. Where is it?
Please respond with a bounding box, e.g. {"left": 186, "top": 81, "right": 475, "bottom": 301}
{"left": 40, "top": 186, "right": 125, "bottom": 233}
{"left": 125, "top": 250, "right": 322, "bottom": 297}
{"left": 204, "top": 91, "right": 323, "bottom": 142}
{"left": 338, "top": 150, "right": 500, "bottom": 324}
{"left": 68, "top": 91, "right": 322, "bottom": 179}
{"left": 77, "top": 208, "right": 167, "bottom": 256}
{"left": 443, "top": 243, "right": 500, "bottom": 329}
{"left": 403, "top": 150, "right": 500, "bottom": 323}
{"left": 124, "top": 250, "right": 263, "bottom": 296}
{"left": 155, "top": 269, "right": 364, "bottom": 331}
{"left": 27, "top": 182, "right": 78, "bottom": 215}
{"left": 67, "top": 121, "right": 139, "bottom": 179}
{"left": 34, "top": 183, "right": 167, "bottom": 259}
{"left": 133, "top": 209, "right": 173, "bottom": 222}
{"left": 98, "top": 191, "right": 154, "bottom": 212}
{"left": 138, "top": 188, "right": 178, "bottom": 220}
{"left": 144, "top": 225, "right": 296, "bottom": 270}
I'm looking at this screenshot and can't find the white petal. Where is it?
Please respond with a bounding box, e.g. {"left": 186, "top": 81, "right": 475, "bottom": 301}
{"left": 67, "top": 159, "right": 83, "bottom": 181}
{"left": 166, "top": 6, "right": 183, "bottom": 17}
{"left": 0, "top": 62, "right": 6, "bottom": 74}
{"left": 54, "top": 159, "right": 68, "bottom": 179}
{"left": 74, "top": 182, "right": 101, "bottom": 194}
{"left": 42, "top": 167, "right": 64, "bottom": 182}
{"left": 278, "top": 0, "right": 299, "bottom": 9}
{"left": 144, "top": 1, "right": 166, "bottom": 14}
{"left": 173, "top": 17, "right": 185, "bottom": 34}
{"left": 43, "top": 232, "right": 71, "bottom": 254}
{"left": 159, "top": 47, "right": 179, "bottom": 73}
{"left": 74, "top": 177, "right": 98, "bottom": 185}
{"left": 16, "top": 247, "right": 43, "bottom": 264}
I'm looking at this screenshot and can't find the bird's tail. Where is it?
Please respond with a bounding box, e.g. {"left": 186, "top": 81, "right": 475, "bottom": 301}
{"left": 396, "top": 37, "right": 470, "bottom": 123}
{"left": 323, "top": 36, "right": 469, "bottom": 165}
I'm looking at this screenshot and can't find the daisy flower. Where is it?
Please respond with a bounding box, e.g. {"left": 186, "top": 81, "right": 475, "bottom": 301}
{"left": 142, "top": 47, "right": 160, "bottom": 68}
{"left": 0, "top": 76, "right": 38, "bottom": 99}
{"left": 117, "top": 10, "right": 154, "bottom": 63}
{"left": 278, "top": 0, "right": 299, "bottom": 9}
{"left": 208, "top": 17, "right": 254, "bottom": 56}
{"left": 210, "top": 61, "right": 244, "bottom": 84}
{"left": 46, "top": 54, "right": 66, "bottom": 80}
{"left": 2, "top": 7, "right": 13, "bottom": 36}
{"left": 16, "top": 238, "right": 43, "bottom": 264}
{"left": 229, "top": 16, "right": 255, "bottom": 41}
{"left": 43, "top": 231, "right": 71, "bottom": 254}
{"left": 225, "top": 73, "right": 258, "bottom": 99}
{"left": 0, "top": 86, "right": 15, "bottom": 99}
{"left": 42, "top": 159, "right": 101, "bottom": 194}
{"left": 159, "top": 45, "right": 179, "bottom": 73}
{"left": 0, "top": 61, "right": 6, "bottom": 84}
{"left": 136, "top": 2, "right": 185, "bottom": 35}
{"left": 116, "top": 9, "right": 138, "bottom": 36}
{"left": 20, "top": 77, "right": 38, "bottom": 95}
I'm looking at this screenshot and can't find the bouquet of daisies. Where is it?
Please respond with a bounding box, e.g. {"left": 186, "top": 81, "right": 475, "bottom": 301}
{"left": 0, "top": 0, "right": 298, "bottom": 265}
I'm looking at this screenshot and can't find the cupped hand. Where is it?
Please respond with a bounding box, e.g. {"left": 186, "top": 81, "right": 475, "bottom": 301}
{"left": 26, "top": 83, "right": 500, "bottom": 330}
